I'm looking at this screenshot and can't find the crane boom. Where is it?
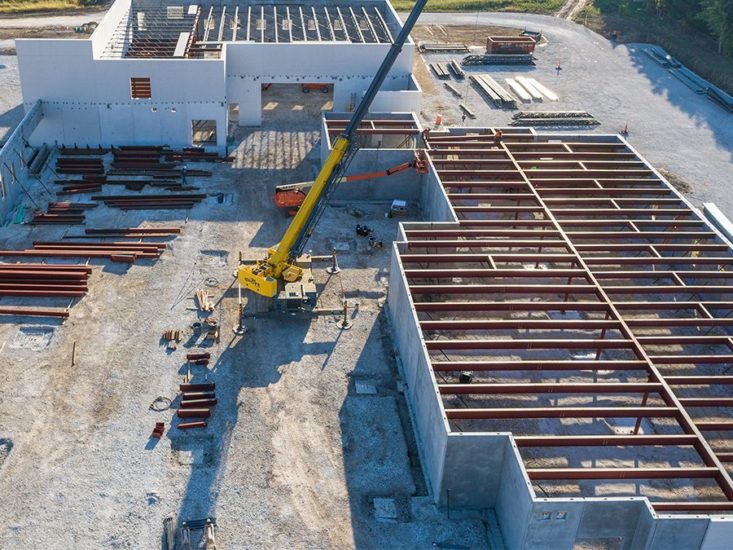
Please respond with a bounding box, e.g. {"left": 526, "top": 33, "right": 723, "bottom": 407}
{"left": 238, "top": 0, "right": 428, "bottom": 299}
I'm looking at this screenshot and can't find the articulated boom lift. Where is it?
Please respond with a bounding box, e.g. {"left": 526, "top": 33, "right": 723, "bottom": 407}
{"left": 274, "top": 151, "right": 428, "bottom": 213}
{"left": 237, "top": 0, "right": 428, "bottom": 308}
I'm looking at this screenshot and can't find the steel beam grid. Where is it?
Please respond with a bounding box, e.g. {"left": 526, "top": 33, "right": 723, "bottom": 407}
{"left": 102, "top": 2, "right": 394, "bottom": 57}
{"left": 404, "top": 130, "right": 733, "bottom": 511}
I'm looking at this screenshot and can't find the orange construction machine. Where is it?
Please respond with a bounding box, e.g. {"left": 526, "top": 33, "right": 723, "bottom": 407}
{"left": 274, "top": 150, "right": 428, "bottom": 214}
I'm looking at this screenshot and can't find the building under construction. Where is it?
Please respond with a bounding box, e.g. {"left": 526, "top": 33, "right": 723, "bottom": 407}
{"left": 382, "top": 125, "right": 733, "bottom": 548}
{"left": 16, "top": 0, "right": 418, "bottom": 147}
{"left": 2, "top": 0, "right": 733, "bottom": 548}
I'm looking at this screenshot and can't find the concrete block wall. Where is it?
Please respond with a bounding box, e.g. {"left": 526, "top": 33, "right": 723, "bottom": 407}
{"left": 0, "top": 100, "right": 43, "bottom": 222}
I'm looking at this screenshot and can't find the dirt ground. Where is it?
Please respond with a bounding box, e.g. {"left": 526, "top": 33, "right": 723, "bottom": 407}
{"left": 0, "top": 86, "right": 490, "bottom": 548}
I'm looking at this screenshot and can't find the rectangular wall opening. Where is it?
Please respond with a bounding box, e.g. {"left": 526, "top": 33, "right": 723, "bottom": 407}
{"left": 192, "top": 120, "right": 217, "bottom": 145}
{"left": 261, "top": 83, "right": 333, "bottom": 125}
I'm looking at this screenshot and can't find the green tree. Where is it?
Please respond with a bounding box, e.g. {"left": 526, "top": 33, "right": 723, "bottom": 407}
{"left": 700, "top": 0, "right": 733, "bottom": 54}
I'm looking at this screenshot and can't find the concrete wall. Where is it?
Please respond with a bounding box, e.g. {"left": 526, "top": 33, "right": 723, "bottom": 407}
{"left": 319, "top": 113, "right": 424, "bottom": 201}
{"left": 17, "top": 39, "right": 227, "bottom": 147}
{"left": 331, "top": 148, "right": 423, "bottom": 201}
{"left": 386, "top": 132, "right": 733, "bottom": 549}
{"left": 420, "top": 157, "right": 456, "bottom": 223}
{"left": 18, "top": 29, "right": 416, "bottom": 144}
{"left": 369, "top": 75, "right": 422, "bottom": 114}
{"left": 89, "top": 0, "right": 131, "bottom": 58}
{"left": 0, "top": 100, "right": 43, "bottom": 222}
{"left": 387, "top": 242, "right": 450, "bottom": 500}
{"left": 225, "top": 41, "right": 415, "bottom": 126}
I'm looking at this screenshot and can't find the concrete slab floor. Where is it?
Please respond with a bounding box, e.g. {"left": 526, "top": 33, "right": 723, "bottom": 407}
{"left": 0, "top": 93, "right": 489, "bottom": 548}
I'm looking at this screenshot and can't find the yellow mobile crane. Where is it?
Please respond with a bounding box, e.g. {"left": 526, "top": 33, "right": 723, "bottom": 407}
{"left": 238, "top": 0, "right": 428, "bottom": 308}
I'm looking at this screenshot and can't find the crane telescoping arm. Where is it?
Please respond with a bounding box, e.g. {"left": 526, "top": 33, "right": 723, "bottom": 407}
{"left": 238, "top": 0, "right": 428, "bottom": 298}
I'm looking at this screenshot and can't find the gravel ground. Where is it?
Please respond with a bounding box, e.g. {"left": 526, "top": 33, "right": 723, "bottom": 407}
{"left": 411, "top": 13, "right": 733, "bottom": 218}
{"left": 0, "top": 56, "right": 22, "bottom": 142}
{"left": 0, "top": 88, "right": 489, "bottom": 548}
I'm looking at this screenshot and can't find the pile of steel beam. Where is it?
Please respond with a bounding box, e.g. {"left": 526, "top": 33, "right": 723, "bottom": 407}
{"left": 511, "top": 111, "right": 599, "bottom": 127}
{"left": 448, "top": 59, "right": 465, "bottom": 79}
{"left": 419, "top": 43, "right": 470, "bottom": 53}
{"left": 164, "top": 148, "right": 234, "bottom": 163}
{"left": 55, "top": 176, "right": 104, "bottom": 195}
{"left": 0, "top": 241, "right": 165, "bottom": 263}
{"left": 59, "top": 146, "right": 108, "bottom": 156}
{"left": 430, "top": 62, "right": 451, "bottom": 80}
{"left": 55, "top": 156, "right": 105, "bottom": 175}
{"left": 73, "top": 227, "right": 182, "bottom": 239}
{"left": 92, "top": 193, "right": 207, "bottom": 210}
{"left": 106, "top": 167, "right": 211, "bottom": 178}
{"left": 178, "top": 372, "right": 216, "bottom": 429}
{"left": 462, "top": 53, "right": 534, "bottom": 66}
{"left": 470, "top": 74, "right": 517, "bottom": 109}
{"left": 0, "top": 262, "right": 90, "bottom": 298}
{"left": 31, "top": 202, "right": 96, "bottom": 225}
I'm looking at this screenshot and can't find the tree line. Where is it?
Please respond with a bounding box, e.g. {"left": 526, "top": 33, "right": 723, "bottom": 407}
{"left": 642, "top": 0, "right": 733, "bottom": 54}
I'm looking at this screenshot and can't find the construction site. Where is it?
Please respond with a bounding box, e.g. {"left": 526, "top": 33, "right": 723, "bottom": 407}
{"left": 1, "top": 1, "right": 733, "bottom": 548}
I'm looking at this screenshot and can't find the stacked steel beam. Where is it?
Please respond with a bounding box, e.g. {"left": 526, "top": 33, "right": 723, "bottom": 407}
{"left": 177, "top": 354, "right": 215, "bottom": 429}
{"left": 55, "top": 156, "right": 105, "bottom": 175}
{"left": 91, "top": 193, "right": 207, "bottom": 210}
{"left": 31, "top": 202, "right": 96, "bottom": 225}
{"left": 164, "top": 147, "right": 234, "bottom": 163}
{"left": 0, "top": 262, "right": 90, "bottom": 298}
{"left": 80, "top": 227, "right": 181, "bottom": 238}
{"left": 0, "top": 240, "right": 165, "bottom": 263}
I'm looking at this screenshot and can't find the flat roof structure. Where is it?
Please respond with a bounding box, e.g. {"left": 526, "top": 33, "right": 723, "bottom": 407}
{"left": 388, "top": 127, "right": 733, "bottom": 547}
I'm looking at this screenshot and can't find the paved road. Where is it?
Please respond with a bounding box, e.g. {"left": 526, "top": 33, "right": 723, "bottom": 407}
{"left": 0, "top": 10, "right": 106, "bottom": 28}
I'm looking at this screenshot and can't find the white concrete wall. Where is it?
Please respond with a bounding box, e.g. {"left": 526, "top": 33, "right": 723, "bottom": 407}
{"left": 225, "top": 41, "right": 414, "bottom": 126}
{"left": 0, "top": 101, "right": 43, "bottom": 222}
{"left": 16, "top": 38, "right": 227, "bottom": 147}
{"left": 18, "top": 35, "right": 416, "bottom": 143}
{"left": 388, "top": 241, "right": 451, "bottom": 500}
{"left": 89, "top": 0, "right": 131, "bottom": 58}
{"left": 370, "top": 75, "right": 421, "bottom": 113}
